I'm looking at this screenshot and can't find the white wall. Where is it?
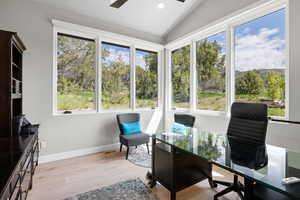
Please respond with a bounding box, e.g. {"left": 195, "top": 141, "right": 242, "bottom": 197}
{"left": 0, "top": 0, "right": 164, "bottom": 157}
{"left": 1, "top": 0, "right": 300, "bottom": 158}
{"left": 165, "top": 0, "right": 261, "bottom": 42}
{"left": 165, "top": 0, "right": 300, "bottom": 152}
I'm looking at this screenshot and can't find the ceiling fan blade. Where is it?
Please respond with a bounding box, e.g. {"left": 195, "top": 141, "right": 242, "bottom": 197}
{"left": 110, "top": 0, "right": 128, "bottom": 8}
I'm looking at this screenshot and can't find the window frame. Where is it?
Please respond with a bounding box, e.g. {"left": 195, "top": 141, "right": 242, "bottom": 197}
{"left": 134, "top": 48, "right": 160, "bottom": 110}
{"left": 165, "top": 0, "right": 289, "bottom": 119}
{"left": 169, "top": 42, "right": 192, "bottom": 111}
{"left": 193, "top": 28, "right": 228, "bottom": 115}
{"left": 53, "top": 20, "right": 164, "bottom": 115}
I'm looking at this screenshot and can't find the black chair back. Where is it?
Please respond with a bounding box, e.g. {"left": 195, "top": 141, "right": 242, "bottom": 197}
{"left": 174, "top": 114, "right": 195, "bottom": 128}
{"left": 117, "top": 113, "right": 140, "bottom": 135}
{"left": 228, "top": 102, "right": 268, "bottom": 144}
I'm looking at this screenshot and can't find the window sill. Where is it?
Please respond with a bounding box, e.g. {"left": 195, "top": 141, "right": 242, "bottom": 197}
{"left": 191, "top": 110, "right": 227, "bottom": 117}
{"left": 53, "top": 108, "right": 159, "bottom": 116}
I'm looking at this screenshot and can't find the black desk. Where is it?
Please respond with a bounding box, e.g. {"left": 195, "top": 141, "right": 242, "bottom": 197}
{"left": 0, "top": 127, "right": 39, "bottom": 200}
{"left": 150, "top": 130, "right": 300, "bottom": 200}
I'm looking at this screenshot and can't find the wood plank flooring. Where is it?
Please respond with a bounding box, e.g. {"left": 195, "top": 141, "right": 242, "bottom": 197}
{"left": 27, "top": 151, "right": 241, "bottom": 200}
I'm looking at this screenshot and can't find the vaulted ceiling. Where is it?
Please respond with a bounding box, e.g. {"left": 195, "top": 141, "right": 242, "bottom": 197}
{"left": 30, "top": 0, "right": 204, "bottom": 38}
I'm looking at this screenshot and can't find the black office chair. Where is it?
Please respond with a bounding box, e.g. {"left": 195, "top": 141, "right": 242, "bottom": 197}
{"left": 117, "top": 113, "right": 150, "bottom": 160}
{"left": 214, "top": 102, "right": 268, "bottom": 200}
{"left": 174, "top": 114, "right": 195, "bottom": 127}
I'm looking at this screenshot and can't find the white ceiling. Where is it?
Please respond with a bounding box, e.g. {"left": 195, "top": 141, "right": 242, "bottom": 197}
{"left": 30, "top": 0, "right": 204, "bottom": 37}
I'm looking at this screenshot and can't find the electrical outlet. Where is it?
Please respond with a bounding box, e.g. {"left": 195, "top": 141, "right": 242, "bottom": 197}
{"left": 40, "top": 141, "right": 47, "bottom": 149}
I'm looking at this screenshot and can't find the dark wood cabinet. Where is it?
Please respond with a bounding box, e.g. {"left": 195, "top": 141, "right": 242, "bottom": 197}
{"left": 0, "top": 131, "right": 39, "bottom": 200}
{"left": 0, "top": 30, "right": 26, "bottom": 137}
{"left": 0, "top": 30, "right": 39, "bottom": 200}
{"left": 151, "top": 138, "right": 214, "bottom": 200}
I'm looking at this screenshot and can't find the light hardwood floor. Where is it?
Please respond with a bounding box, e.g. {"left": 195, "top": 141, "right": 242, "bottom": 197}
{"left": 27, "top": 150, "right": 240, "bottom": 200}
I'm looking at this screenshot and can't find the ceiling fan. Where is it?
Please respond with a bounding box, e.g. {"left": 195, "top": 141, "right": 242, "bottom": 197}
{"left": 110, "top": 0, "right": 186, "bottom": 8}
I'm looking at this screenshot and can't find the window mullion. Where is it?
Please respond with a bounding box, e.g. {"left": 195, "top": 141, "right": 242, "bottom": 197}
{"left": 226, "top": 26, "right": 234, "bottom": 115}
{"left": 130, "top": 46, "right": 136, "bottom": 110}
{"left": 97, "top": 37, "right": 102, "bottom": 112}
{"left": 191, "top": 41, "right": 197, "bottom": 111}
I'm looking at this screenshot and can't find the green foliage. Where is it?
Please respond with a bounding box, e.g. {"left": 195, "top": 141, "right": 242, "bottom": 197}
{"left": 196, "top": 40, "right": 225, "bottom": 92}
{"left": 236, "top": 70, "right": 265, "bottom": 95}
{"left": 57, "top": 35, "right": 96, "bottom": 111}
{"left": 172, "top": 46, "right": 190, "bottom": 106}
{"left": 102, "top": 55, "right": 130, "bottom": 109}
{"left": 266, "top": 71, "right": 285, "bottom": 101}
{"left": 57, "top": 34, "right": 286, "bottom": 117}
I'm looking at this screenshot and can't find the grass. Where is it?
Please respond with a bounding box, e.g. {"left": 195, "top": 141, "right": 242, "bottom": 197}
{"left": 136, "top": 99, "right": 157, "bottom": 108}
{"left": 58, "top": 92, "right": 158, "bottom": 111}
{"left": 58, "top": 91, "right": 285, "bottom": 117}
{"left": 58, "top": 91, "right": 95, "bottom": 111}
{"left": 197, "top": 92, "right": 226, "bottom": 111}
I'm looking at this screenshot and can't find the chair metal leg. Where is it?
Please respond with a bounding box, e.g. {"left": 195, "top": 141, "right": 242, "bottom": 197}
{"left": 214, "top": 180, "right": 232, "bottom": 187}
{"left": 120, "top": 144, "right": 123, "bottom": 152}
{"left": 146, "top": 143, "right": 150, "bottom": 154}
{"left": 126, "top": 146, "right": 129, "bottom": 160}
{"left": 237, "top": 190, "right": 245, "bottom": 200}
{"left": 214, "top": 185, "right": 235, "bottom": 200}
{"left": 214, "top": 175, "right": 244, "bottom": 200}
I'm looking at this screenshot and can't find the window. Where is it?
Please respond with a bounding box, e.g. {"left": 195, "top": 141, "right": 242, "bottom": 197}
{"left": 234, "top": 9, "right": 286, "bottom": 117}
{"left": 101, "top": 42, "right": 131, "bottom": 110}
{"left": 57, "top": 33, "right": 96, "bottom": 112}
{"left": 136, "top": 49, "right": 158, "bottom": 108}
{"left": 171, "top": 45, "right": 190, "bottom": 109}
{"left": 196, "top": 31, "right": 226, "bottom": 111}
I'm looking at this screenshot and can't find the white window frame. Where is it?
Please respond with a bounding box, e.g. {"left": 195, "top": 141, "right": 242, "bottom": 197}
{"left": 52, "top": 20, "right": 164, "bottom": 115}
{"left": 165, "top": 0, "right": 289, "bottom": 119}
{"left": 134, "top": 47, "right": 162, "bottom": 110}
{"left": 169, "top": 42, "right": 192, "bottom": 111}
{"left": 193, "top": 28, "right": 228, "bottom": 115}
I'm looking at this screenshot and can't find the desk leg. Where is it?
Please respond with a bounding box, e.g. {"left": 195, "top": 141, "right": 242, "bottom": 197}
{"left": 171, "top": 192, "right": 176, "bottom": 200}
{"left": 244, "top": 178, "right": 254, "bottom": 200}
{"left": 147, "top": 137, "right": 156, "bottom": 188}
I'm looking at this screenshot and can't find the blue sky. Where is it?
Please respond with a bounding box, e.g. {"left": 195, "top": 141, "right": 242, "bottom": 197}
{"left": 102, "top": 9, "right": 286, "bottom": 72}
{"left": 235, "top": 9, "right": 285, "bottom": 71}
{"left": 102, "top": 43, "right": 152, "bottom": 68}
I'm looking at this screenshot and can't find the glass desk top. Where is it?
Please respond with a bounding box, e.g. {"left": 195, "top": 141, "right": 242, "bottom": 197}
{"left": 151, "top": 130, "right": 300, "bottom": 199}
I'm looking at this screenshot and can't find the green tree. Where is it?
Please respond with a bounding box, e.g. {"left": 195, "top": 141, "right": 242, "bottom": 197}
{"left": 236, "top": 70, "right": 265, "bottom": 95}
{"left": 266, "top": 71, "right": 285, "bottom": 101}
{"left": 102, "top": 54, "right": 130, "bottom": 109}
{"left": 57, "top": 35, "right": 96, "bottom": 91}
{"left": 172, "top": 46, "right": 190, "bottom": 104}
{"left": 196, "top": 40, "right": 225, "bottom": 92}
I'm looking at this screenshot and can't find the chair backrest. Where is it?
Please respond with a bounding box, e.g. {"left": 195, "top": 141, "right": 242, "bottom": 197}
{"left": 116, "top": 113, "right": 140, "bottom": 135}
{"left": 174, "top": 114, "right": 195, "bottom": 128}
{"left": 227, "top": 102, "right": 268, "bottom": 144}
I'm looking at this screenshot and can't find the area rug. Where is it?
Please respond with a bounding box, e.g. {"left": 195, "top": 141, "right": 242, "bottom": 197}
{"left": 65, "top": 178, "right": 159, "bottom": 200}
{"left": 128, "top": 146, "right": 151, "bottom": 168}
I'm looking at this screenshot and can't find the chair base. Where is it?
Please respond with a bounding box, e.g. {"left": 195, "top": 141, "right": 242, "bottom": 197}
{"left": 214, "top": 175, "right": 244, "bottom": 200}
{"left": 120, "top": 143, "right": 150, "bottom": 160}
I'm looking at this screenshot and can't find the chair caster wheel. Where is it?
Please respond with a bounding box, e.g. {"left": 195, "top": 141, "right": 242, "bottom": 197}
{"left": 148, "top": 181, "right": 156, "bottom": 188}
{"left": 146, "top": 172, "right": 152, "bottom": 180}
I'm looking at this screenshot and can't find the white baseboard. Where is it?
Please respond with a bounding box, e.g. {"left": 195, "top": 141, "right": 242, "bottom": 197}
{"left": 39, "top": 143, "right": 120, "bottom": 164}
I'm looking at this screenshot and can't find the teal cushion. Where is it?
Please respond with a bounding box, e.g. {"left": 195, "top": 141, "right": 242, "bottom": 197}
{"left": 121, "top": 121, "right": 142, "bottom": 135}
{"left": 172, "top": 122, "right": 187, "bottom": 134}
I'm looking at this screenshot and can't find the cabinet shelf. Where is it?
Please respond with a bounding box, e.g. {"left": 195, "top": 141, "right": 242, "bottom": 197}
{"left": 0, "top": 30, "right": 26, "bottom": 137}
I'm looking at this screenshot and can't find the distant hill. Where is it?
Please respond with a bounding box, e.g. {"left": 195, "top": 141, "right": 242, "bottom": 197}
{"left": 235, "top": 69, "right": 285, "bottom": 78}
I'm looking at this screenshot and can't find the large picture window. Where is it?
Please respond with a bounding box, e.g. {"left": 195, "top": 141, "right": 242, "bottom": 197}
{"left": 171, "top": 45, "right": 190, "bottom": 109}
{"left": 57, "top": 33, "right": 96, "bottom": 112}
{"left": 101, "top": 42, "right": 131, "bottom": 110}
{"left": 196, "top": 31, "right": 226, "bottom": 111}
{"left": 234, "top": 9, "right": 286, "bottom": 117}
{"left": 136, "top": 49, "right": 158, "bottom": 108}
